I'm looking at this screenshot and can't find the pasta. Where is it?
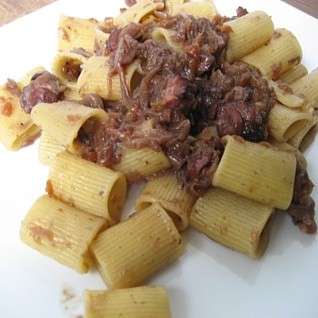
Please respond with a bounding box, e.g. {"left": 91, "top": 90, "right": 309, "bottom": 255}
{"left": 290, "top": 70, "right": 318, "bottom": 110}
{"left": 77, "top": 56, "right": 140, "bottom": 100}
{"left": 58, "top": 16, "right": 98, "bottom": 52}
{"left": 31, "top": 101, "right": 107, "bottom": 148}
{"left": 48, "top": 151, "right": 127, "bottom": 224}
{"left": 170, "top": 1, "right": 217, "bottom": 20}
{"left": 268, "top": 103, "right": 312, "bottom": 142}
{"left": 279, "top": 64, "right": 308, "bottom": 84}
{"left": 190, "top": 188, "right": 274, "bottom": 258}
{"left": 225, "top": 11, "right": 274, "bottom": 62}
{"left": 242, "top": 28, "right": 302, "bottom": 80}
{"left": 151, "top": 28, "right": 183, "bottom": 53}
{"left": 113, "top": 147, "right": 171, "bottom": 182}
{"left": 164, "top": 0, "right": 185, "bottom": 14}
{"left": 91, "top": 203, "right": 184, "bottom": 288}
{"left": 212, "top": 136, "right": 296, "bottom": 209}
{"left": 85, "top": 286, "right": 171, "bottom": 318}
{"left": 136, "top": 174, "right": 196, "bottom": 231}
{"left": 20, "top": 195, "right": 106, "bottom": 273}
{"left": 38, "top": 132, "right": 66, "bottom": 165}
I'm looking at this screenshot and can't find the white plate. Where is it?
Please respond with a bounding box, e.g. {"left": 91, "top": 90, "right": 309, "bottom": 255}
{"left": 0, "top": 1, "right": 317, "bottom": 317}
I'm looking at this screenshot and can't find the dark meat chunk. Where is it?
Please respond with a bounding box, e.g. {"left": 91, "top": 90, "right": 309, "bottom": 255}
{"left": 125, "top": 0, "right": 136, "bottom": 6}
{"left": 62, "top": 61, "right": 82, "bottom": 82}
{"left": 81, "top": 94, "right": 105, "bottom": 109}
{"left": 20, "top": 71, "right": 64, "bottom": 113}
{"left": 5, "top": 79, "right": 21, "bottom": 97}
{"left": 236, "top": 7, "right": 248, "bottom": 17}
{"left": 287, "top": 164, "right": 317, "bottom": 234}
{"left": 71, "top": 48, "right": 93, "bottom": 58}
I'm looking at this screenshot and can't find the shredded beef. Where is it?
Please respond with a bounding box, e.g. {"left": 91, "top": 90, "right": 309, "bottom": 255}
{"left": 125, "top": 0, "right": 137, "bottom": 6}
{"left": 81, "top": 94, "right": 105, "bottom": 109}
{"left": 287, "top": 164, "right": 317, "bottom": 234}
{"left": 62, "top": 61, "right": 82, "bottom": 82}
{"left": 20, "top": 71, "right": 64, "bottom": 113}
{"left": 236, "top": 7, "right": 248, "bottom": 17}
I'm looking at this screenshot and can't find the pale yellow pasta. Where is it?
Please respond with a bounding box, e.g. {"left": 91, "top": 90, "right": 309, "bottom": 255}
{"left": 58, "top": 16, "right": 98, "bottom": 52}
{"left": 190, "top": 188, "right": 273, "bottom": 258}
{"left": 114, "top": 0, "right": 164, "bottom": 28}
{"left": 39, "top": 132, "right": 66, "bottom": 165}
{"left": 242, "top": 29, "right": 302, "bottom": 80}
{"left": 20, "top": 195, "right": 105, "bottom": 273}
{"left": 77, "top": 57, "right": 140, "bottom": 100}
{"left": 94, "top": 29, "right": 109, "bottom": 55}
{"left": 289, "top": 116, "right": 318, "bottom": 149}
{"left": 290, "top": 70, "right": 318, "bottom": 110}
{"left": 151, "top": 28, "right": 183, "bottom": 53}
{"left": 280, "top": 64, "right": 308, "bottom": 84}
{"left": 165, "top": 0, "right": 185, "bottom": 14}
{"left": 268, "top": 103, "right": 312, "bottom": 142}
{"left": 52, "top": 52, "right": 87, "bottom": 83}
{"left": 48, "top": 151, "right": 127, "bottom": 224}
{"left": 0, "top": 66, "right": 47, "bottom": 150}
{"left": 225, "top": 11, "right": 274, "bottom": 62}
{"left": 171, "top": 1, "right": 217, "bottom": 20}
{"left": 91, "top": 203, "right": 184, "bottom": 288}
{"left": 63, "top": 83, "right": 82, "bottom": 101}
{"left": 114, "top": 147, "right": 171, "bottom": 182}
{"left": 31, "top": 101, "right": 106, "bottom": 148}
{"left": 269, "top": 81, "right": 305, "bottom": 108}
{"left": 136, "top": 174, "right": 196, "bottom": 231}
{"left": 212, "top": 136, "right": 296, "bottom": 210}
{"left": 85, "top": 287, "right": 171, "bottom": 318}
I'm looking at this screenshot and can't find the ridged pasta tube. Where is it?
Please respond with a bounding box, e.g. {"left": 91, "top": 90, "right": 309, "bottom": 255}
{"left": 39, "top": 132, "right": 66, "bottom": 165}
{"left": 48, "top": 151, "right": 127, "bottom": 224}
{"left": 190, "top": 188, "right": 273, "bottom": 258}
{"left": 136, "top": 174, "right": 196, "bottom": 231}
{"left": 268, "top": 103, "right": 312, "bottom": 142}
{"left": 279, "top": 64, "right": 308, "bottom": 84}
{"left": 225, "top": 11, "right": 274, "bottom": 62}
{"left": 171, "top": 1, "right": 217, "bottom": 20}
{"left": 85, "top": 287, "right": 171, "bottom": 318}
{"left": 242, "top": 28, "right": 302, "bottom": 80}
{"left": 20, "top": 195, "right": 106, "bottom": 273}
{"left": 91, "top": 203, "right": 184, "bottom": 288}
{"left": 212, "top": 136, "right": 296, "bottom": 210}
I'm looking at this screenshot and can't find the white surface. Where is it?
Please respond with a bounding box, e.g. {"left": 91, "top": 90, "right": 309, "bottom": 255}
{"left": 0, "top": 1, "right": 317, "bottom": 317}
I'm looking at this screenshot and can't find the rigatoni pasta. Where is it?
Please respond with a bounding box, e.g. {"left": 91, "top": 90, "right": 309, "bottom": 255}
{"left": 225, "top": 11, "right": 274, "bottom": 62}
{"left": 38, "top": 132, "right": 66, "bottom": 165}
{"left": 85, "top": 287, "right": 171, "bottom": 318}
{"left": 279, "top": 64, "right": 308, "bottom": 84}
{"left": 170, "top": 1, "right": 217, "bottom": 20}
{"left": 212, "top": 136, "right": 296, "bottom": 209}
{"left": 48, "top": 151, "right": 127, "bottom": 224}
{"left": 190, "top": 188, "right": 273, "bottom": 258}
{"left": 91, "top": 203, "right": 184, "bottom": 288}
{"left": 20, "top": 195, "right": 106, "bottom": 273}
{"left": 136, "top": 174, "right": 196, "bottom": 231}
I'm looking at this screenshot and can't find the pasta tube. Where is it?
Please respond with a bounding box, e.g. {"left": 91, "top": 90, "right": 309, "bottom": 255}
{"left": 48, "top": 151, "right": 127, "bottom": 224}
{"left": 39, "top": 132, "right": 66, "bottom": 165}
{"left": 171, "top": 1, "right": 218, "bottom": 20}
{"left": 242, "top": 29, "right": 302, "bottom": 80}
{"left": 151, "top": 28, "right": 183, "bottom": 53}
{"left": 212, "top": 136, "right": 296, "bottom": 209}
{"left": 58, "top": 16, "right": 98, "bottom": 52}
{"left": 225, "top": 11, "right": 274, "bottom": 62}
{"left": 268, "top": 103, "right": 312, "bottom": 142}
{"left": 279, "top": 64, "right": 308, "bottom": 84}
{"left": 85, "top": 287, "right": 171, "bottom": 318}
{"left": 77, "top": 57, "right": 140, "bottom": 100}
{"left": 20, "top": 195, "right": 106, "bottom": 273}
{"left": 165, "top": 0, "right": 184, "bottom": 14}
{"left": 52, "top": 52, "right": 87, "bottom": 83}
{"left": 114, "top": 0, "right": 164, "bottom": 27}
{"left": 136, "top": 174, "right": 196, "bottom": 231}
{"left": 290, "top": 70, "right": 318, "bottom": 110}
{"left": 190, "top": 188, "right": 273, "bottom": 258}
{"left": 91, "top": 203, "right": 184, "bottom": 288}
{"left": 114, "top": 147, "right": 171, "bottom": 182}
{"left": 31, "top": 101, "right": 107, "bottom": 148}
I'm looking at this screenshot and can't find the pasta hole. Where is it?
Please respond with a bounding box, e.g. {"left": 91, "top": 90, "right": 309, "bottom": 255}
{"left": 284, "top": 119, "right": 308, "bottom": 140}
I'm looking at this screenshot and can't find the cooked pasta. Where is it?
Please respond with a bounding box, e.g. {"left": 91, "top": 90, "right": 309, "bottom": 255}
{"left": 268, "top": 103, "right": 312, "bottom": 142}
{"left": 31, "top": 101, "right": 106, "bottom": 148}
{"left": 279, "top": 64, "right": 308, "bottom": 84}
{"left": 289, "top": 116, "right": 318, "bottom": 148}
{"left": 213, "top": 136, "right": 297, "bottom": 209}
{"left": 136, "top": 174, "right": 196, "bottom": 231}
{"left": 113, "top": 147, "right": 171, "bottom": 182}
{"left": 58, "top": 16, "right": 98, "bottom": 52}
{"left": 85, "top": 287, "right": 171, "bottom": 318}
{"left": 190, "top": 188, "right": 274, "bottom": 258}
{"left": 170, "top": 1, "right": 217, "bottom": 20}
{"left": 39, "top": 132, "right": 66, "bottom": 165}
{"left": 242, "top": 28, "right": 302, "bottom": 80}
{"left": 225, "top": 11, "right": 274, "bottom": 62}
{"left": 151, "top": 28, "right": 183, "bottom": 53}
{"left": 20, "top": 195, "right": 106, "bottom": 273}
{"left": 91, "top": 203, "right": 184, "bottom": 288}
{"left": 48, "top": 151, "right": 127, "bottom": 224}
